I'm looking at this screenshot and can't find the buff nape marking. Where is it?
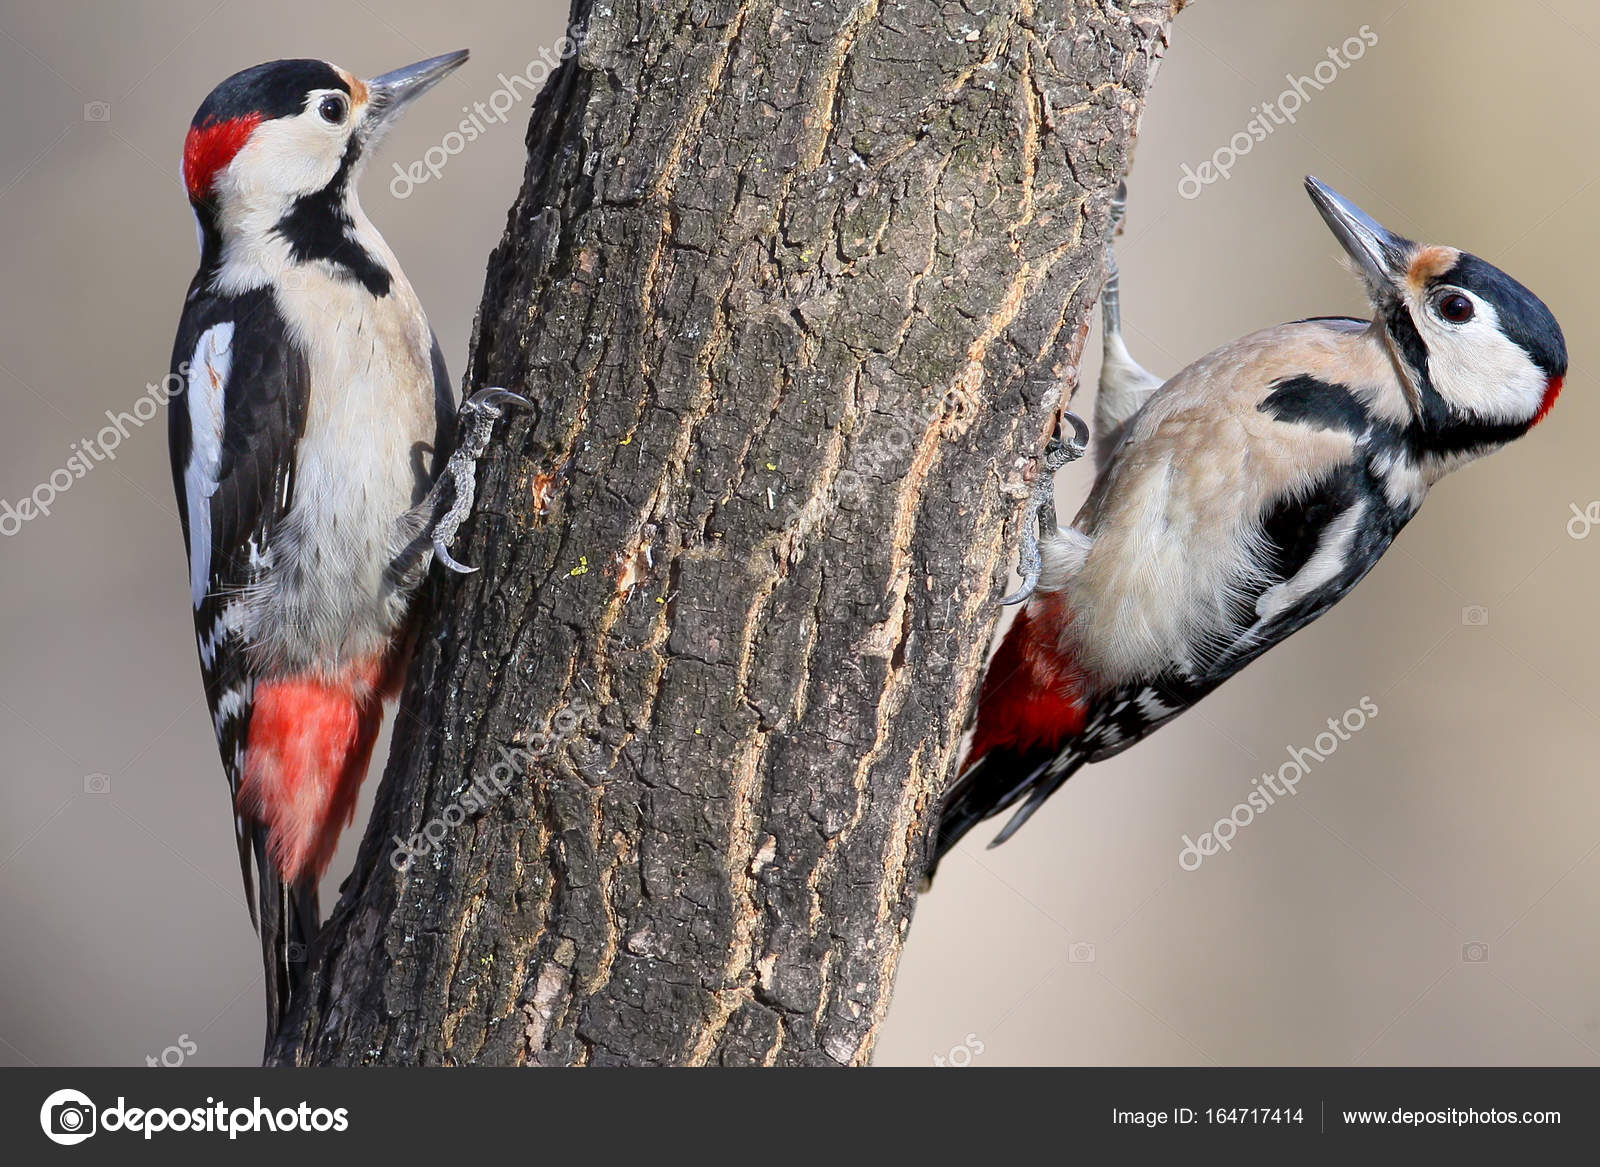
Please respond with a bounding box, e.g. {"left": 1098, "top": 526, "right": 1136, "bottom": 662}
{"left": 335, "top": 67, "right": 369, "bottom": 107}
{"left": 1405, "top": 244, "right": 1461, "bottom": 294}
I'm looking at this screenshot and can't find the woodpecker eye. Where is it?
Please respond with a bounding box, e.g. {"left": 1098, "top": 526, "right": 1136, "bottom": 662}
{"left": 317, "top": 94, "right": 348, "bottom": 125}
{"left": 1436, "top": 292, "right": 1474, "bottom": 324}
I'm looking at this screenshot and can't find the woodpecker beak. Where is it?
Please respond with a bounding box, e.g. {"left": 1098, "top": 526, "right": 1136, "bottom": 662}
{"left": 366, "top": 49, "right": 469, "bottom": 130}
{"left": 1304, "top": 176, "right": 1413, "bottom": 301}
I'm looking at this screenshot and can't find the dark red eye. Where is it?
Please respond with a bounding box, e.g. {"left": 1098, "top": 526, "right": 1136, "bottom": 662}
{"left": 1437, "top": 292, "right": 1474, "bottom": 323}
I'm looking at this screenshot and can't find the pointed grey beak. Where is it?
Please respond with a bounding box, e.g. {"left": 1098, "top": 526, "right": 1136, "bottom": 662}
{"left": 367, "top": 49, "right": 468, "bottom": 127}
{"left": 1304, "top": 176, "right": 1412, "bottom": 298}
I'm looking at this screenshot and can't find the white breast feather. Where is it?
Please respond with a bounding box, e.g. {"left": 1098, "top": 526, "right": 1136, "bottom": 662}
{"left": 244, "top": 258, "right": 440, "bottom": 675}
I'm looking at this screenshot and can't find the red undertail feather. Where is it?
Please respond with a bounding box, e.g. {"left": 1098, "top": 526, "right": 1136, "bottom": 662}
{"left": 965, "top": 595, "right": 1089, "bottom": 771}
{"left": 237, "top": 654, "right": 400, "bottom": 885}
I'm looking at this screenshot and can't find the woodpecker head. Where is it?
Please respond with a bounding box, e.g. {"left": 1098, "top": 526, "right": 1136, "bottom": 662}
{"left": 183, "top": 51, "right": 467, "bottom": 253}
{"left": 1305, "top": 176, "right": 1567, "bottom": 455}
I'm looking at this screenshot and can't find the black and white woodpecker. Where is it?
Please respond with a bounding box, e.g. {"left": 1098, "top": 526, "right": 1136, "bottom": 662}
{"left": 168, "top": 51, "right": 525, "bottom": 1035}
{"left": 930, "top": 177, "right": 1568, "bottom": 873}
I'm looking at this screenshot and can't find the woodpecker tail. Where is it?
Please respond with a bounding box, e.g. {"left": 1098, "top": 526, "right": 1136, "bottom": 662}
{"left": 236, "top": 655, "right": 393, "bottom": 1046}
{"left": 926, "top": 603, "right": 1090, "bottom": 881}
{"left": 252, "top": 827, "right": 319, "bottom": 1049}
{"left": 930, "top": 742, "right": 1089, "bottom": 875}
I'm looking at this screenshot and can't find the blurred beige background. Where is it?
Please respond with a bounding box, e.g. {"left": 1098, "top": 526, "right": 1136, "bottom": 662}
{"left": 1, "top": 0, "right": 1595, "bottom": 1067}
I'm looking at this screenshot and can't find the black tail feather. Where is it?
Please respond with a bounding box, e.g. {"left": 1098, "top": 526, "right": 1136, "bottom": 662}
{"left": 926, "top": 745, "right": 1087, "bottom": 882}
{"left": 251, "top": 827, "right": 318, "bottom": 1054}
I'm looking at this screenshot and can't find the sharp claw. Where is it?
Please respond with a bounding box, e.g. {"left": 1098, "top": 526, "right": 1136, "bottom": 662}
{"left": 999, "top": 570, "right": 1040, "bottom": 607}
{"left": 1055, "top": 409, "right": 1090, "bottom": 461}
{"left": 433, "top": 536, "right": 479, "bottom": 575}
{"left": 418, "top": 386, "right": 532, "bottom": 579}
{"left": 466, "top": 386, "right": 533, "bottom": 413}
{"left": 1001, "top": 409, "right": 1090, "bottom": 607}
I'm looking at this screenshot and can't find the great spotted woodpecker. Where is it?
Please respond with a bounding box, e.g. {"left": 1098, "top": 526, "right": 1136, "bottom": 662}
{"left": 169, "top": 51, "right": 524, "bottom": 1035}
{"left": 930, "top": 178, "right": 1567, "bottom": 873}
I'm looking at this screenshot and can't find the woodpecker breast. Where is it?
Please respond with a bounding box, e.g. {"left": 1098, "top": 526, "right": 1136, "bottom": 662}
{"left": 1052, "top": 318, "right": 1418, "bottom": 687}
{"left": 246, "top": 258, "right": 442, "bottom": 677}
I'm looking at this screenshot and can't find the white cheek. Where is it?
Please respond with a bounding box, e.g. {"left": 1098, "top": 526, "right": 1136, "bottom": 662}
{"left": 218, "top": 115, "right": 346, "bottom": 208}
{"left": 1421, "top": 302, "right": 1545, "bottom": 423}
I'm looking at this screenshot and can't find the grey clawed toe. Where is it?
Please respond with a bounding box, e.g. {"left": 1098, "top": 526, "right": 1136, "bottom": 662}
{"left": 1000, "top": 409, "right": 1089, "bottom": 607}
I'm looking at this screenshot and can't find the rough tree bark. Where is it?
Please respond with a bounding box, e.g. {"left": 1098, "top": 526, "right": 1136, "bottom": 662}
{"left": 271, "top": 0, "right": 1183, "bottom": 1066}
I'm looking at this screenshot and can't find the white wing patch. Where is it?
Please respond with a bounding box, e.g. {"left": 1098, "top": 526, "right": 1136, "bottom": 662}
{"left": 184, "top": 322, "right": 233, "bottom": 608}
{"left": 1254, "top": 499, "right": 1367, "bottom": 625}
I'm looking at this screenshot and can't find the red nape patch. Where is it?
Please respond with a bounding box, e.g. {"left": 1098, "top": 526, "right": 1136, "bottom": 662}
{"left": 964, "top": 597, "right": 1089, "bottom": 771}
{"left": 1532, "top": 375, "right": 1564, "bottom": 428}
{"left": 237, "top": 657, "right": 392, "bottom": 885}
{"left": 183, "top": 114, "right": 261, "bottom": 202}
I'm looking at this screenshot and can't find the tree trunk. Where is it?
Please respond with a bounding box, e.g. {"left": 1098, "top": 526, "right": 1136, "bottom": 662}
{"left": 270, "top": 0, "right": 1183, "bottom": 1067}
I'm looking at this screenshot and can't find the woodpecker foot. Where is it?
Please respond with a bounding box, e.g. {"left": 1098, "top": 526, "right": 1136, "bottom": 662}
{"left": 1000, "top": 410, "right": 1089, "bottom": 607}
{"left": 428, "top": 387, "right": 533, "bottom": 575}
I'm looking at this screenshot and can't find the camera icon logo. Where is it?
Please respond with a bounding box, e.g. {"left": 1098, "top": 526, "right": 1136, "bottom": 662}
{"left": 286, "top": 941, "right": 307, "bottom": 963}
{"left": 1461, "top": 605, "right": 1489, "bottom": 627}
{"left": 83, "top": 773, "right": 110, "bottom": 795}
{"left": 39, "top": 1088, "right": 96, "bottom": 1145}
{"left": 1462, "top": 942, "right": 1490, "bottom": 963}
{"left": 1069, "top": 941, "right": 1096, "bottom": 964}
{"left": 82, "top": 101, "right": 111, "bottom": 122}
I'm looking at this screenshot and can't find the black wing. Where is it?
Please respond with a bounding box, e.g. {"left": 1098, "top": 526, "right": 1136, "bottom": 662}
{"left": 168, "top": 280, "right": 310, "bottom": 919}
{"left": 1087, "top": 453, "right": 1412, "bottom": 760}
{"left": 931, "top": 451, "right": 1414, "bottom": 874}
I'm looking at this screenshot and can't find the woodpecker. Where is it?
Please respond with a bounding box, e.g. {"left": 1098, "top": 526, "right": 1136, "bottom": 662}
{"left": 168, "top": 51, "right": 524, "bottom": 1036}
{"left": 930, "top": 177, "right": 1567, "bottom": 873}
